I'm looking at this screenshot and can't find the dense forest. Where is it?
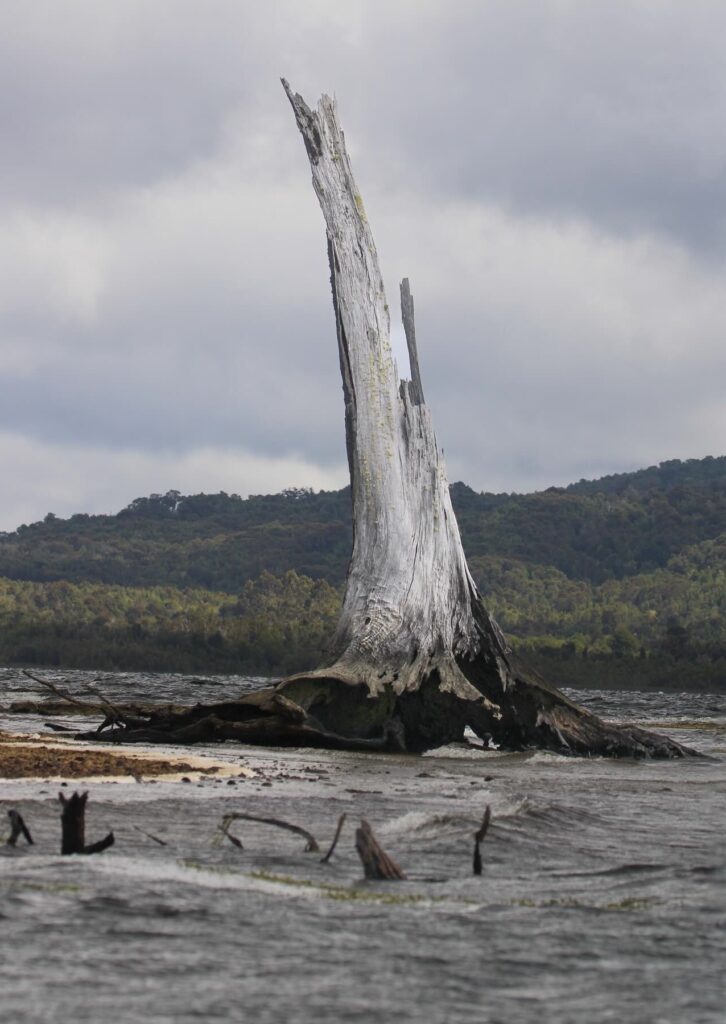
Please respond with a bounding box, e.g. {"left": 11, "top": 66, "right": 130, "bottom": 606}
{"left": 0, "top": 455, "right": 724, "bottom": 691}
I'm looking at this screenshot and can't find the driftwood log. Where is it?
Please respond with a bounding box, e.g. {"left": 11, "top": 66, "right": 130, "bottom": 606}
{"left": 72, "top": 82, "right": 691, "bottom": 761}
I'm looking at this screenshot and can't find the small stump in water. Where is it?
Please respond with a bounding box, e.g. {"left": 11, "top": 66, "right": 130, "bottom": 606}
{"left": 59, "top": 791, "right": 114, "bottom": 855}
{"left": 355, "top": 820, "right": 405, "bottom": 880}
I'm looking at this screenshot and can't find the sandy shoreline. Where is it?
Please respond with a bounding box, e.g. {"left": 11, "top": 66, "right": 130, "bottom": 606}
{"left": 0, "top": 729, "right": 254, "bottom": 782}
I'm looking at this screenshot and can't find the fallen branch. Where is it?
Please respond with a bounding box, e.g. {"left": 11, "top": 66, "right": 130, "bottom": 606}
{"left": 83, "top": 683, "right": 155, "bottom": 735}
{"left": 83, "top": 832, "right": 116, "bottom": 855}
{"left": 22, "top": 670, "right": 97, "bottom": 712}
{"left": 59, "top": 791, "right": 114, "bottom": 855}
{"left": 320, "top": 813, "right": 347, "bottom": 864}
{"left": 132, "top": 824, "right": 168, "bottom": 847}
{"left": 222, "top": 830, "right": 244, "bottom": 850}
{"left": 22, "top": 671, "right": 148, "bottom": 735}
{"left": 219, "top": 813, "right": 319, "bottom": 852}
{"left": 355, "top": 820, "right": 406, "bottom": 880}
{"left": 74, "top": 708, "right": 405, "bottom": 752}
{"left": 83, "top": 681, "right": 123, "bottom": 718}
{"left": 473, "top": 805, "right": 492, "bottom": 876}
{"left": 7, "top": 810, "right": 33, "bottom": 847}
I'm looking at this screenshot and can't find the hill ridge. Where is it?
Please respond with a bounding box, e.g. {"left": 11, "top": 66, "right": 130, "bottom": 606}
{"left": 0, "top": 455, "right": 722, "bottom": 689}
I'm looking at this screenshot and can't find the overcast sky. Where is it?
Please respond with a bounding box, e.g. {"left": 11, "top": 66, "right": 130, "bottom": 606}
{"left": 1, "top": 0, "right": 725, "bottom": 530}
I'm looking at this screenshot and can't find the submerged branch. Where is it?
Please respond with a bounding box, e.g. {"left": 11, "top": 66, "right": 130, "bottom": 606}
{"left": 22, "top": 670, "right": 98, "bottom": 712}
{"left": 320, "top": 813, "right": 347, "bottom": 864}
{"left": 473, "top": 806, "right": 491, "bottom": 876}
{"left": 220, "top": 813, "right": 320, "bottom": 853}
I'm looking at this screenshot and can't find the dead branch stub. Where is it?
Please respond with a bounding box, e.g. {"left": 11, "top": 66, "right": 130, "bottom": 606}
{"left": 473, "top": 805, "right": 492, "bottom": 876}
{"left": 355, "top": 819, "right": 406, "bottom": 881}
{"left": 320, "top": 813, "right": 347, "bottom": 864}
{"left": 7, "top": 810, "right": 34, "bottom": 847}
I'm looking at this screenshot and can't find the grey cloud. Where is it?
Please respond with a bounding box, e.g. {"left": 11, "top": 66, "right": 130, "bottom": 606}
{"left": 6, "top": 2, "right": 725, "bottom": 249}
{"left": 0, "top": 292, "right": 345, "bottom": 461}
{"left": 340, "top": 1, "right": 726, "bottom": 255}
{"left": 0, "top": 2, "right": 274, "bottom": 205}
{"left": 1, "top": 1, "right": 725, "bottom": 530}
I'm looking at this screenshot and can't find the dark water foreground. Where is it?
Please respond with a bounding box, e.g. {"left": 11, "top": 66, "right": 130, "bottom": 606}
{"left": 1, "top": 670, "right": 724, "bottom": 1024}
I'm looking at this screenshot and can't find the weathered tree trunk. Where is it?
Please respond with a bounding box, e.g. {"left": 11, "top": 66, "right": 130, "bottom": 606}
{"left": 75, "top": 82, "right": 691, "bottom": 759}
{"left": 271, "top": 81, "right": 504, "bottom": 747}
{"left": 269, "top": 81, "right": 690, "bottom": 759}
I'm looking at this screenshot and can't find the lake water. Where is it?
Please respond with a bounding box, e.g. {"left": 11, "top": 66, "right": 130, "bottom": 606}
{"left": 1, "top": 668, "right": 724, "bottom": 1024}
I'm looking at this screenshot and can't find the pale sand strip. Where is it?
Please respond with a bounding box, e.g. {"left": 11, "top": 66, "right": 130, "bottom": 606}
{"left": 0, "top": 728, "right": 255, "bottom": 782}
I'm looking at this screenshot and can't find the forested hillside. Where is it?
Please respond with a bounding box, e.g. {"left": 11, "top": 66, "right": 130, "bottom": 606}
{"left": 0, "top": 489, "right": 353, "bottom": 589}
{"left": 0, "top": 572, "right": 339, "bottom": 676}
{"left": 0, "top": 456, "right": 724, "bottom": 690}
{"left": 2, "top": 456, "right": 725, "bottom": 589}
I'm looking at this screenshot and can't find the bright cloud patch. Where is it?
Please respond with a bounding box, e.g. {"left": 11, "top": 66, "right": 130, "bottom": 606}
{"left": 0, "top": 433, "right": 347, "bottom": 532}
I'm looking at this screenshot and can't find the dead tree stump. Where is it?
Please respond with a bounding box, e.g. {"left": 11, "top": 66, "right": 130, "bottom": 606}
{"left": 355, "top": 820, "right": 406, "bottom": 880}
{"left": 68, "top": 82, "right": 694, "bottom": 763}
{"left": 59, "top": 791, "right": 114, "bottom": 855}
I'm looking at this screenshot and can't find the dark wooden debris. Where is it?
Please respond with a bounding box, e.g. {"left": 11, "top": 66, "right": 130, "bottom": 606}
{"left": 132, "top": 824, "right": 168, "bottom": 847}
{"left": 69, "top": 688, "right": 407, "bottom": 753}
{"left": 473, "top": 805, "right": 492, "bottom": 876}
{"left": 320, "top": 813, "right": 347, "bottom": 864}
{"left": 222, "top": 829, "right": 244, "bottom": 850}
{"left": 59, "top": 791, "right": 114, "bottom": 855}
{"left": 23, "top": 670, "right": 147, "bottom": 732}
{"left": 219, "top": 812, "right": 319, "bottom": 852}
{"left": 7, "top": 810, "right": 34, "bottom": 847}
{"left": 23, "top": 670, "right": 97, "bottom": 712}
{"left": 81, "top": 681, "right": 123, "bottom": 718}
{"left": 355, "top": 819, "right": 406, "bottom": 880}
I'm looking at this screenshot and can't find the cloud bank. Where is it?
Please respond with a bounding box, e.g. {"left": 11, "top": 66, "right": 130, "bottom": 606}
{"left": 1, "top": 0, "right": 724, "bottom": 529}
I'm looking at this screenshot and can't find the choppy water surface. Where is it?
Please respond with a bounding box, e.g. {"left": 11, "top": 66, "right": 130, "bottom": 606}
{"left": 1, "top": 668, "right": 724, "bottom": 1024}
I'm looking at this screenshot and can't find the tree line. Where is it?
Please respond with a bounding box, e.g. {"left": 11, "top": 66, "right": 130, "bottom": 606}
{"left": 0, "top": 456, "right": 723, "bottom": 690}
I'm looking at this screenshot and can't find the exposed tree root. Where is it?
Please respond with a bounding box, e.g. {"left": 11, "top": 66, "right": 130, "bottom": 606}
{"left": 64, "top": 608, "right": 696, "bottom": 760}
{"left": 68, "top": 659, "right": 693, "bottom": 759}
